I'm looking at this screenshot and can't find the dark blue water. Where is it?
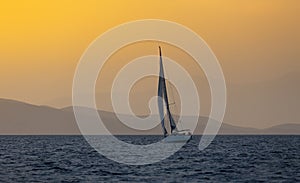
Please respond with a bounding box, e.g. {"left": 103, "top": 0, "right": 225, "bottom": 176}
{"left": 0, "top": 135, "right": 299, "bottom": 182}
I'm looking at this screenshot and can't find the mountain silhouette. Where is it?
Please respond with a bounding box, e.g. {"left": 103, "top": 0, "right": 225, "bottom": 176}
{"left": 0, "top": 98, "right": 299, "bottom": 135}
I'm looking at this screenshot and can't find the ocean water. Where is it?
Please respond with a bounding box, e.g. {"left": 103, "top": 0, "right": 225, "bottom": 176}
{"left": 0, "top": 135, "right": 299, "bottom": 182}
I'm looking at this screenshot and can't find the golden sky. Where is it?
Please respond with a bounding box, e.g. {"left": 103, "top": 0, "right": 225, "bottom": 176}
{"left": 0, "top": 1, "right": 299, "bottom": 128}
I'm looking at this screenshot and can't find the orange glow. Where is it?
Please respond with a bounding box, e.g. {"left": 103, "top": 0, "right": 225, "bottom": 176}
{"left": 0, "top": 1, "right": 299, "bottom": 128}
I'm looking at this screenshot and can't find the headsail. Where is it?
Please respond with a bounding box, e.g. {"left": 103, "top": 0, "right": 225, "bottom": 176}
{"left": 158, "top": 46, "right": 177, "bottom": 136}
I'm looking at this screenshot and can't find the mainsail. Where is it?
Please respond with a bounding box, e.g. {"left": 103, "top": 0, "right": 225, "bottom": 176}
{"left": 158, "top": 46, "right": 177, "bottom": 137}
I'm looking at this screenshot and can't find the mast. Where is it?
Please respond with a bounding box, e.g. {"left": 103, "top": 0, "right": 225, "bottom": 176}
{"left": 158, "top": 46, "right": 177, "bottom": 135}
{"left": 158, "top": 47, "right": 168, "bottom": 136}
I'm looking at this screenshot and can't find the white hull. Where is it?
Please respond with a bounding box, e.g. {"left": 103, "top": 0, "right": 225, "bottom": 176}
{"left": 162, "top": 134, "right": 191, "bottom": 143}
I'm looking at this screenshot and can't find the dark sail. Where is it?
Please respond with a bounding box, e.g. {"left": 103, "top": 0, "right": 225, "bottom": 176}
{"left": 158, "top": 46, "right": 177, "bottom": 135}
{"left": 158, "top": 47, "right": 168, "bottom": 136}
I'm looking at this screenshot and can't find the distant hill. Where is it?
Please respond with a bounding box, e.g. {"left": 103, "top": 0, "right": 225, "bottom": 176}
{"left": 0, "top": 98, "right": 79, "bottom": 134}
{"left": 0, "top": 98, "right": 299, "bottom": 135}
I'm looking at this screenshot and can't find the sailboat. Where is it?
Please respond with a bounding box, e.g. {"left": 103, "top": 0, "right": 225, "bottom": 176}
{"left": 157, "top": 46, "right": 192, "bottom": 143}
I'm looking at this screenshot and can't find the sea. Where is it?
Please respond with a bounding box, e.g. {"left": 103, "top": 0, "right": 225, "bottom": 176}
{"left": 0, "top": 135, "right": 299, "bottom": 182}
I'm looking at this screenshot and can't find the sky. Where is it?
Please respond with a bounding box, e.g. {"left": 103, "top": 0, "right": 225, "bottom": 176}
{"left": 0, "top": 0, "right": 299, "bottom": 128}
